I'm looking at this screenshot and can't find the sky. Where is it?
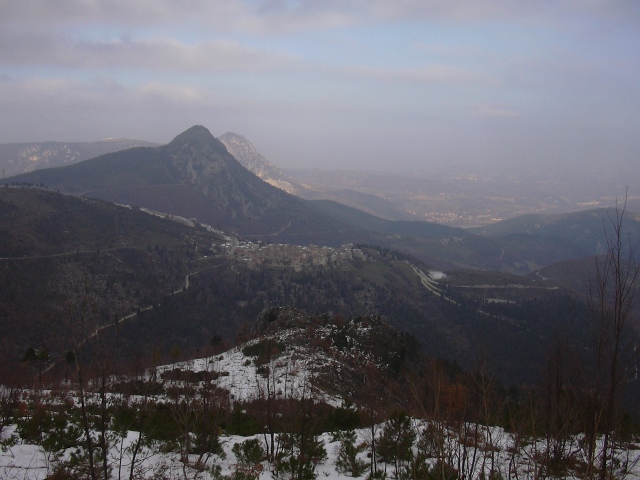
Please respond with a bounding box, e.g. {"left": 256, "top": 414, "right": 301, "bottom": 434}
{"left": 1, "top": 1, "right": 639, "bottom": 172}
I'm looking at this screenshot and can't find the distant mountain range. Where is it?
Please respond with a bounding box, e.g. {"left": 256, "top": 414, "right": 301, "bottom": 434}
{"left": 6, "top": 125, "right": 640, "bottom": 275}
{"left": 2, "top": 126, "right": 639, "bottom": 402}
{"left": 0, "top": 131, "right": 415, "bottom": 222}
{"left": 8, "top": 126, "right": 363, "bottom": 246}
{"left": 0, "top": 138, "right": 157, "bottom": 178}
{"left": 469, "top": 207, "right": 640, "bottom": 255}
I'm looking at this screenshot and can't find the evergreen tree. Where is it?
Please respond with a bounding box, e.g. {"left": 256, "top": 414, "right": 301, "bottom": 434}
{"left": 335, "top": 429, "right": 367, "bottom": 477}
{"left": 377, "top": 411, "right": 415, "bottom": 479}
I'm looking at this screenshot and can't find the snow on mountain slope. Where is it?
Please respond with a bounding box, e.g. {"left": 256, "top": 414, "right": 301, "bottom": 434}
{"left": 157, "top": 342, "right": 343, "bottom": 408}
{"left": 153, "top": 306, "right": 407, "bottom": 408}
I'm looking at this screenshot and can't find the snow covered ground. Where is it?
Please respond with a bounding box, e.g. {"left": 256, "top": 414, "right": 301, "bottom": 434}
{"left": 4, "top": 420, "right": 640, "bottom": 479}
{"left": 156, "top": 340, "right": 343, "bottom": 408}
{"left": 428, "top": 270, "right": 446, "bottom": 281}
{"left": 0, "top": 424, "right": 359, "bottom": 480}
{"left": 4, "top": 324, "right": 640, "bottom": 478}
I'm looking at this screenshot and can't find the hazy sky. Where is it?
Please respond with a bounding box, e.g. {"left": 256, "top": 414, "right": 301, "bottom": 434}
{"left": 1, "top": 1, "right": 639, "bottom": 172}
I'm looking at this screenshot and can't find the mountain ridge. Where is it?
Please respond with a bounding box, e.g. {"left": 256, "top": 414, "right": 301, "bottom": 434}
{"left": 0, "top": 186, "right": 621, "bottom": 387}
{"left": 219, "top": 131, "right": 302, "bottom": 195}
{"left": 7, "top": 126, "right": 637, "bottom": 274}
{"left": 7, "top": 126, "right": 360, "bottom": 246}
{"left": 470, "top": 207, "right": 640, "bottom": 256}
{"left": 218, "top": 132, "right": 416, "bottom": 221}
{"left": 0, "top": 138, "right": 158, "bottom": 178}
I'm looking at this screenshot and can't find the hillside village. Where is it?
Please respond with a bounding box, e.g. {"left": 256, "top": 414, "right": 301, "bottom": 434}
{"left": 228, "top": 241, "right": 369, "bottom": 271}
{"left": 139, "top": 208, "right": 371, "bottom": 272}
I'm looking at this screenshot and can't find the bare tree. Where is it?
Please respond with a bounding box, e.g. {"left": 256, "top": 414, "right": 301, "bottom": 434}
{"left": 535, "top": 332, "right": 583, "bottom": 477}
{"left": 66, "top": 276, "right": 101, "bottom": 480}
{"left": 589, "top": 195, "right": 640, "bottom": 479}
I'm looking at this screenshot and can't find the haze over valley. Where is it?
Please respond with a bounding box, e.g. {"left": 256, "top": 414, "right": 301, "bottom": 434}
{"left": 3, "top": 132, "right": 638, "bottom": 229}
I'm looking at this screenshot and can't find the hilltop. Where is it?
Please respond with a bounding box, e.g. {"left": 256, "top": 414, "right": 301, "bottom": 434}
{"left": 218, "top": 132, "right": 303, "bottom": 196}
{"left": 470, "top": 207, "right": 640, "bottom": 256}
{"left": 159, "top": 307, "right": 420, "bottom": 409}
{"left": 219, "top": 132, "right": 415, "bottom": 221}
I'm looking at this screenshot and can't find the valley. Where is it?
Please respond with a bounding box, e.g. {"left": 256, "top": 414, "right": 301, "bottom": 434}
{"left": 1, "top": 127, "right": 639, "bottom": 480}
{"left": 0, "top": 184, "right": 602, "bottom": 386}
{"left": 284, "top": 167, "right": 640, "bottom": 227}
{"left": 5, "top": 131, "right": 639, "bottom": 230}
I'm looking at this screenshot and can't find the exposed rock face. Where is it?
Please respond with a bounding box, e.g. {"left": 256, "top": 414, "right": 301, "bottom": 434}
{"left": 252, "top": 306, "right": 309, "bottom": 336}
{"left": 218, "top": 131, "right": 417, "bottom": 221}
{"left": 218, "top": 132, "right": 303, "bottom": 195}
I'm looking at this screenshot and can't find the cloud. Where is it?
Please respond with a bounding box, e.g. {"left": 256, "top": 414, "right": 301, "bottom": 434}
{"left": 344, "top": 64, "right": 499, "bottom": 86}
{"left": 467, "top": 103, "right": 520, "bottom": 118}
{"left": 415, "top": 43, "right": 488, "bottom": 59}
{"left": 345, "top": 0, "right": 640, "bottom": 28}
{"left": 0, "top": 75, "right": 233, "bottom": 142}
{"left": 0, "top": 76, "right": 128, "bottom": 110}
{"left": 0, "top": 0, "right": 638, "bottom": 172}
{"left": 138, "top": 83, "right": 207, "bottom": 105}
{"left": 0, "top": 32, "right": 296, "bottom": 73}
{"left": 3, "top": 1, "right": 637, "bottom": 35}
{"left": 0, "top": 0, "right": 353, "bottom": 34}
{"left": 0, "top": 76, "right": 220, "bottom": 109}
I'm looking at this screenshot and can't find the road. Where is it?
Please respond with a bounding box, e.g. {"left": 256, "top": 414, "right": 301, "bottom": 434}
{"left": 42, "top": 259, "right": 227, "bottom": 375}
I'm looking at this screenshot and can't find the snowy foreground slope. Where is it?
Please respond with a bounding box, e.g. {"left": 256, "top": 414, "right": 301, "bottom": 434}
{"left": 157, "top": 337, "right": 343, "bottom": 408}
{"left": 4, "top": 419, "right": 640, "bottom": 479}
{"left": 3, "top": 308, "right": 640, "bottom": 479}
{"left": 5, "top": 427, "right": 354, "bottom": 480}
{"left": 0, "top": 428, "right": 344, "bottom": 480}
{"left": 4, "top": 426, "right": 366, "bottom": 480}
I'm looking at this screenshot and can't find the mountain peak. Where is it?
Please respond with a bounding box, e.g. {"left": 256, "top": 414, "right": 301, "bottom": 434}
{"left": 168, "top": 125, "right": 215, "bottom": 145}
{"left": 166, "top": 125, "right": 230, "bottom": 158}
{"left": 220, "top": 131, "right": 248, "bottom": 142}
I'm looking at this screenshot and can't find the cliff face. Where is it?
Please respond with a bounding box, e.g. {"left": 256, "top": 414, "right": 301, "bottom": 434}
{"left": 218, "top": 131, "right": 303, "bottom": 195}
